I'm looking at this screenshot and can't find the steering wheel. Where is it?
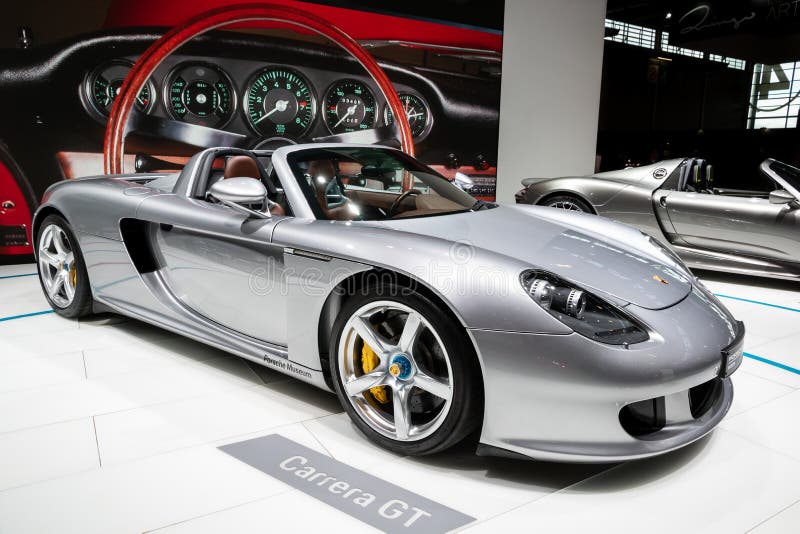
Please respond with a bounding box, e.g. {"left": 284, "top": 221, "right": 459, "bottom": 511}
{"left": 388, "top": 188, "right": 422, "bottom": 217}
{"left": 104, "top": 3, "right": 414, "bottom": 175}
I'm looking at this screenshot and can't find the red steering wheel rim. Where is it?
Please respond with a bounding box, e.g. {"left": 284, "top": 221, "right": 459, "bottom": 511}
{"left": 104, "top": 2, "right": 414, "bottom": 174}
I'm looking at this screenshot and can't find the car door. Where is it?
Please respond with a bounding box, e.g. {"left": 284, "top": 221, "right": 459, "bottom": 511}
{"left": 137, "top": 193, "right": 290, "bottom": 345}
{"left": 0, "top": 149, "right": 35, "bottom": 256}
{"left": 661, "top": 191, "right": 800, "bottom": 262}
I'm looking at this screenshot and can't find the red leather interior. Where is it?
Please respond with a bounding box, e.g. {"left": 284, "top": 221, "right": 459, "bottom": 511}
{"left": 308, "top": 160, "right": 352, "bottom": 221}
{"left": 224, "top": 155, "right": 260, "bottom": 179}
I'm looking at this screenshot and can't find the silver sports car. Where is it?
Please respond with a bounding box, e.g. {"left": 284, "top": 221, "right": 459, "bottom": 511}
{"left": 34, "top": 144, "right": 743, "bottom": 462}
{"left": 516, "top": 158, "right": 800, "bottom": 281}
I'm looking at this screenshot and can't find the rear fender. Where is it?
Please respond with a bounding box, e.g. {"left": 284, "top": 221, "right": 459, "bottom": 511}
{"left": 526, "top": 177, "right": 627, "bottom": 208}
{"left": 35, "top": 175, "right": 167, "bottom": 241}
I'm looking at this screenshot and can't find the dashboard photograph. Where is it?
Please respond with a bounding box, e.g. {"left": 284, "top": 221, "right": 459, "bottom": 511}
{"left": 80, "top": 56, "right": 436, "bottom": 145}
{"left": 0, "top": 1, "right": 502, "bottom": 257}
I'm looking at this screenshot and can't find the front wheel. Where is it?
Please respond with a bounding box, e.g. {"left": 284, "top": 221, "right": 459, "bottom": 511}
{"left": 330, "top": 285, "right": 482, "bottom": 455}
{"left": 36, "top": 214, "right": 93, "bottom": 318}
{"left": 542, "top": 195, "right": 593, "bottom": 213}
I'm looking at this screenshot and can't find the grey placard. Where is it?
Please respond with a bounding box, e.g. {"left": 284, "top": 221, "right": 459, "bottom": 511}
{"left": 219, "top": 434, "right": 475, "bottom": 533}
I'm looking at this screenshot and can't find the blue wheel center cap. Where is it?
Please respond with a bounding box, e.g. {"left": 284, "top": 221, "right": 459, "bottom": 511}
{"left": 388, "top": 354, "right": 413, "bottom": 380}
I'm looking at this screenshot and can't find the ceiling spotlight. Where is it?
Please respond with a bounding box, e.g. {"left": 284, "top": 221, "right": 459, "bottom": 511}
{"left": 665, "top": 12, "right": 672, "bottom": 19}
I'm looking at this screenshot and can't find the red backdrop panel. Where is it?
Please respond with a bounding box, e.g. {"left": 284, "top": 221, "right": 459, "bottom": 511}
{"left": 0, "top": 161, "right": 33, "bottom": 256}
{"left": 104, "top": 0, "right": 502, "bottom": 53}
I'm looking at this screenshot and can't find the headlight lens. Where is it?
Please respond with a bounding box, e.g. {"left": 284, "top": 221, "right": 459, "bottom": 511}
{"left": 521, "top": 270, "right": 649, "bottom": 346}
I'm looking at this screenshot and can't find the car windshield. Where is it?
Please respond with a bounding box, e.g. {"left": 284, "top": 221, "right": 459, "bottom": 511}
{"left": 286, "top": 146, "right": 486, "bottom": 221}
{"left": 769, "top": 160, "right": 800, "bottom": 193}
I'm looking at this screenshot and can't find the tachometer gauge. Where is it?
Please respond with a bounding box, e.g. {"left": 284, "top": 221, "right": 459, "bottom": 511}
{"left": 244, "top": 67, "right": 316, "bottom": 138}
{"left": 84, "top": 60, "right": 155, "bottom": 119}
{"left": 324, "top": 80, "right": 377, "bottom": 134}
{"left": 165, "top": 63, "right": 235, "bottom": 128}
{"left": 384, "top": 93, "right": 432, "bottom": 139}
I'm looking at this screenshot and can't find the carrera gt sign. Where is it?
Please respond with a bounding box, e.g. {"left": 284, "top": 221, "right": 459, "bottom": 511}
{"left": 220, "top": 434, "right": 475, "bottom": 533}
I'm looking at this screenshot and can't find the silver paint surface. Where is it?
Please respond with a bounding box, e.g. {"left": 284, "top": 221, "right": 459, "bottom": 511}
{"left": 33, "top": 144, "right": 742, "bottom": 462}
{"left": 519, "top": 158, "right": 800, "bottom": 280}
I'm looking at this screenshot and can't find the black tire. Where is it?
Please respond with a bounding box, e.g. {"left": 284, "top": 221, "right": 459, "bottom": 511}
{"left": 36, "top": 214, "right": 94, "bottom": 318}
{"left": 329, "top": 283, "right": 483, "bottom": 456}
{"left": 541, "top": 194, "right": 593, "bottom": 213}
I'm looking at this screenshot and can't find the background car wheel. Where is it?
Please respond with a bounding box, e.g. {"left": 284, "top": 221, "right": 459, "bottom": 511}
{"left": 330, "top": 284, "right": 483, "bottom": 455}
{"left": 36, "top": 214, "right": 93, "bottom": 318}
{"left": 542, "top": 195, "right": 593, "bottom": 213}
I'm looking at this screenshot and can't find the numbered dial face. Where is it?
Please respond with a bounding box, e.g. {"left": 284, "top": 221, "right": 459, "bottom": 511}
{"left": 87, "top": 61, "right": 155, "bottom": 117}
{"left": 324, "top": 80, "right": 377, "bottom": 134}
{"left": 384, "top": 94, "right": 431, "bottom": 139}
{"left": 245, "top": 68, "right": 316, "bottom": 138}
{"left": 165, "top": 64, "right": 234, "bottom": 128}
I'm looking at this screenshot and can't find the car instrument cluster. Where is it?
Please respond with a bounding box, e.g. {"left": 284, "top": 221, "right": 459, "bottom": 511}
{"left": 81, "top": 59, "right": 433, "bottom": 143}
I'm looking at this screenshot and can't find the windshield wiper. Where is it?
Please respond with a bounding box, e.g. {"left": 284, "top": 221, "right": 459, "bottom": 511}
{"left": 471, "top": 199, "right": 490, "bottom": 211}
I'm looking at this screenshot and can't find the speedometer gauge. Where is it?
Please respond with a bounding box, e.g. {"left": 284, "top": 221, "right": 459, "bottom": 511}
{"left": 164, "top": 63, "right": 235, "bottom": 128}
{"left": 324, "top": 80, "right": 377, "bottom": 134}
{"left": 384, "top": 93, "right": 432, "bottom": 139}
{"left": 84, "top": 60, "right": 155, "bottom": 119}
{"left": 244, "top": 67, "right": 316, "bottom": 138}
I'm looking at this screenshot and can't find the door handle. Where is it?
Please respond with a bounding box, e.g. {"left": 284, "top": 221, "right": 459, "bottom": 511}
{"left": 1, "top": 200, "right": 15, "bottom": 209}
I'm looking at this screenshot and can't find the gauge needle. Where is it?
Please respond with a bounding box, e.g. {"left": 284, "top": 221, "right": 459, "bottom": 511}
{"left": 407, "top": 111, "right": 423, "bottom": 119}
{"left": 136, "top": 94, "right": 146, "bottom": 106}
{"left": 333, "top": 104, "right": 358, "bottom": 129}
{"left": 254, "top": 99, "right": 289, "bottom": 124}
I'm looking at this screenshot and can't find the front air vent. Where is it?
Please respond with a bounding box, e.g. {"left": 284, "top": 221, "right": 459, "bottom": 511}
{"left": 689, "top": 378, "right": 723, "bottom": 418}
{"left": 619, "top": 396, "right": 666, "bottom": 437}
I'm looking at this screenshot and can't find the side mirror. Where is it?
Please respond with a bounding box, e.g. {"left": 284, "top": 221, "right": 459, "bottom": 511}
{"left": 208, "top": 177, "right": 270, "bottom": 218}
{"left": 769, "top": 189, "right": 797, "bottom": 205}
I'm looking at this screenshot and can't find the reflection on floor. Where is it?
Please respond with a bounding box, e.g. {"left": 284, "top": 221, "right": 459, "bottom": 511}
{"left": 0, "top": 263, "right": 798, "bottom": 533}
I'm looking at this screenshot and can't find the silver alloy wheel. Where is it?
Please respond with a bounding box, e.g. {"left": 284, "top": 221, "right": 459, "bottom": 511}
{"left": 548, "top": 199, "right": 586, "bottom": 211}
{"left": 338, "top": 301, "right": 454, "bottom": 442}
{"left": 38, "top": 224, "right": 77, "bottom": 308}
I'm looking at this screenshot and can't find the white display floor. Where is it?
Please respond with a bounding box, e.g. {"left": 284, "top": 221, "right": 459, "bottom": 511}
{"left": 0, "top": 262, "right": 798, "bottom": 533}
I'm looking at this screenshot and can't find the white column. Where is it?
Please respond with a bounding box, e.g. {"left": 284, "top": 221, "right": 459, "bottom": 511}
{"left": 495, "top": 0, "right": 607, "bottom": 202}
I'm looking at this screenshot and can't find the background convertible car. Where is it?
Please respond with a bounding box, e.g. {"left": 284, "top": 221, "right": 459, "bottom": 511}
{"left": 34, "top": 143, "right": 744, "bottom": 462}
{"left": 516, "top": 158, "right": 800, "bottom": 281}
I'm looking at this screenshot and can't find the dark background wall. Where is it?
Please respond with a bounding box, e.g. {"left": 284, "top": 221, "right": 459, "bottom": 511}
{"left": 0, "top": 0, "right": 112, "bottom": 49}
{"left": 596, "top": 41, "right": 800, "bottom": 187}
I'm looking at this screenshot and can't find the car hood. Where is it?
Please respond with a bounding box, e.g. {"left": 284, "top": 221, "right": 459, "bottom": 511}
{"left": 377, "top": 204, "right": 692, "bottom": 310}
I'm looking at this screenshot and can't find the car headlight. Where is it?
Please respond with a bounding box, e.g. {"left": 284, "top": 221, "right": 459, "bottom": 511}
{"left": 521, "top": 270, "right": 650, "bottom": 346}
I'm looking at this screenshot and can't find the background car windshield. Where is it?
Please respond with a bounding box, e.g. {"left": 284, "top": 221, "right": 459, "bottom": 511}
{"left": 770, "top": 160, "right": 800, "bottom": 193}
{"left": 286, "top": 147, "right": 481, "bottom": 221}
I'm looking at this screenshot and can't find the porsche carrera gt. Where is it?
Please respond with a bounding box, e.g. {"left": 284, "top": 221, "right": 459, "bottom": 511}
{"left": 33, "top": 143, "right": 744, "bottom": 463}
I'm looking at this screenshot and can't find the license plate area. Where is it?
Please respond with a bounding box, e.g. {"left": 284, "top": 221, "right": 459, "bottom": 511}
{"left": 0, "top": 225, "right": 29, "bottom": 247}
{"left": 720, "top": 321, "right": 745, "bottom": 378}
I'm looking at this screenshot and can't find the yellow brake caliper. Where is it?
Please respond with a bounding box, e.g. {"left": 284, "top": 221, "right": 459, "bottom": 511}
{"left": 69, "top": 264, "right": 77, "bottom": 288}
{"left": 361, "top": 341, "right": 389, "bottom": 404}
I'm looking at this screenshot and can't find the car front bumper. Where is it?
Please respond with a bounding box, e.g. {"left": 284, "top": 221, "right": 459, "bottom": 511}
{"left": 470, "top": 288, "right": 742, "bottom": 463}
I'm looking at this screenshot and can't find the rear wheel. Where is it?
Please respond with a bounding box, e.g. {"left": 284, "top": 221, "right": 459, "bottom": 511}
{"left": 330, "top": 284, "right": 482, "bottom": 455}
{"left": 36, "top": 215, "right": 93, "bottom": 318}
{"left": 542, "top": 195, "right": 592, "bottom": 213}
